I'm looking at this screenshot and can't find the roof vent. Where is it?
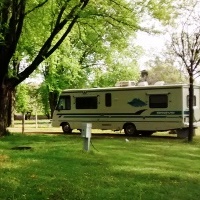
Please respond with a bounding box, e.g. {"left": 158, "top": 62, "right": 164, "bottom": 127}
{"left": 137, "top": 81, "right": 148, "bottom": 86}
{"left": 154, "top": 81, "right": 165, "bottom": 86}
{"left": 115, "top": 81, "right": 136, "bottom": 87}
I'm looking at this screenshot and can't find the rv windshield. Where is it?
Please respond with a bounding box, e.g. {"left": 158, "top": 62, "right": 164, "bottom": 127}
{"left": 56, "top": 96, "right": 71, "bottom": 110}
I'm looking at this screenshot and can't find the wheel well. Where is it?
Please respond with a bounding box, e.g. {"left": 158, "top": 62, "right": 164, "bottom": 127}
{"left": 60, "top": 122, "right": 68, "bottom": 127}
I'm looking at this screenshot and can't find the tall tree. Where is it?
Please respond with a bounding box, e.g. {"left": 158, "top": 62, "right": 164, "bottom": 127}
{"left": 89, "top": 46, "right": 141, "bottom": 87}
{"left": 171, "top": 4, "right": 200, "bottom": 142}
{"left": 15, "top": 83, "right": 32, "bottom": 114}
{"left": 172, "top": 29, "right": 200, "bottom": 142}
{"left": 39, "top": 47, "right": 87, "bottom": 118}
{"left": 0, "top": 0, "right": 175, "bottom": 136}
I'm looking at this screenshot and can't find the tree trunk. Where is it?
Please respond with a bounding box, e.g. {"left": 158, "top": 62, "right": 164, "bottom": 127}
{"left": 0, "top": 85, "right": 10, "bottom": 136}
{"left": 7, "top": 89, "right": 16, "bottom": 127}
{"left": 49, "top": 91, "right": 59, "bottom": 119}
{"left": 22, "top": 112, "right": 25, "bottom": 134}
{"left": 188, "top": 74, "right": 194, "bottom": 142}
{"left": 7, "top": 90, "right": 12, "bottom": 127}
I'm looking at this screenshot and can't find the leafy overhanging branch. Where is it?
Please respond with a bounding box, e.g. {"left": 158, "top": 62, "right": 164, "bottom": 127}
{"left": 25, "top": 0, "right": 49, "bottom": 16}
{"left": 0, "top": 0, "right": 50, "bottom": 83}
{"left": 10, "top": 0, "right": 90, "bottom": 87}
{"left": 4, "top": 0, "right": 174, "bottom": 89}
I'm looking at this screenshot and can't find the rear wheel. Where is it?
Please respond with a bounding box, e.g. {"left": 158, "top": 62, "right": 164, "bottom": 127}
{"left": 62, "top": 122, "right": 72, "bottom": 134}
{"left": 124, "top": 123, "right": 137, "bottom": 136}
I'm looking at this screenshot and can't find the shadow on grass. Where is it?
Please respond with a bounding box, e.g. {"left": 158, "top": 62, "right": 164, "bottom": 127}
{"left": 1, "top": 132, "right": 200, "bottom": 200}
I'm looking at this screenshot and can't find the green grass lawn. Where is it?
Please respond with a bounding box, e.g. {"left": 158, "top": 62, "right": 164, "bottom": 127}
{"left": 1, "top": 132, "right": 200, "bottom": 200}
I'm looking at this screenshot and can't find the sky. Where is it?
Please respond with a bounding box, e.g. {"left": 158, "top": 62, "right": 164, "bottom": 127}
{"left": 135, "top": 31, "right": 167, "bottom": 70}
{"left": 134, "top": 0, "right": 200, "bottom": 71}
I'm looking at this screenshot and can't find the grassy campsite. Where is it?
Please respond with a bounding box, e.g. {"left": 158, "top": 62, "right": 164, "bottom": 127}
{"left": 1, "top": 122, "right": 200, "bottom": 200}
{"left": 1, "top": 0, "right": 200, "bottom": 199}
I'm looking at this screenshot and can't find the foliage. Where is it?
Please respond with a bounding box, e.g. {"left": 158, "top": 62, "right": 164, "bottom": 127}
{"left": 38, "top": 17, "right": 143, "bottom": 114}
{"left": 90, "top": 64, "right": 140, "bottom": 87}
{"left": 15, "top": 84, "right": 31, "bottom": 113}
{"left": 1, "top": 132, "right": 200, "bottom": 199}
{"left": 147, "top": 57, "right": 188, "bottom": 84}
{"left": 88, "top": 43, "right": 141, "bottom": 87}
{"left": 42, "top": 44, "right": 88, "bottom": 90}
{"left": 15, "top": 83, "right": 42, "bottom": 114}
{"left": 38, "top": 45, "right": 89, "bottom": 117}
{"left": 38, "top": 84, "right": 51, "bottom": 117}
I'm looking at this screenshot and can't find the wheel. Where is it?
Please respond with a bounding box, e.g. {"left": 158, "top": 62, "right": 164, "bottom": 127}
{"left": 124, "top": 123, "right": 137, "bottom": 136}
{"left": 62, "top": 123, "right": 72, "bottom": 134}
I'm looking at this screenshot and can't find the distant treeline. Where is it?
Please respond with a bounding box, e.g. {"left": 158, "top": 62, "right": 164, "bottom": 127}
{"left": 14, "top": 115, "right": 49, "bottom": 120}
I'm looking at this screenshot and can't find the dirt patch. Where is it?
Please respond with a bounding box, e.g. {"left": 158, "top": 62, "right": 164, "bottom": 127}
{"left": 8, "top": 127, "right": 62, "bottom": 134}
{"left": 0, "top": 154, "right": 9, "bottom": 162}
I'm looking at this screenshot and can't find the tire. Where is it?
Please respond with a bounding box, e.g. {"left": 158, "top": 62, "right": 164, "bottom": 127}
{"left": 62, "top": 122, "right": 72, "bottom": 134}
{"left": 124, "top": 123, "right": 137, "bottom": 136}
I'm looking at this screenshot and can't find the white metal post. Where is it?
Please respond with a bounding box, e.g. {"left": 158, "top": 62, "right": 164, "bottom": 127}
{"left": 81, "top": 123, "right": 92, "bottom": 151}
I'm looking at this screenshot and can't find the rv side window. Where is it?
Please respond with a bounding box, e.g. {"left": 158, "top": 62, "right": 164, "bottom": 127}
{"left": 57, "top": 96, "right": 71, "bottom": 110}
{"left": 76, "top": 97, "right": 97, "bottom": 109}
{"left": 149, "top": 95, "right": 168, "bottom": 108}
{"left": 105, "top": 93, "right": 112, "bottom": 107}
{"left": 187, "top": 95, "right": 196, "bottom": 107}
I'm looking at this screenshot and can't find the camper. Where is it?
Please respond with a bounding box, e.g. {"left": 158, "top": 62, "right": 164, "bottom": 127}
{"left": 52, "top": 82, "right": 200, "bottom": 137}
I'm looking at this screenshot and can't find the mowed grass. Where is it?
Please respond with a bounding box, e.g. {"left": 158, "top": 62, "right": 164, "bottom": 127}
{"left": 1, "top": 131, "right": 200, "bottom": 200}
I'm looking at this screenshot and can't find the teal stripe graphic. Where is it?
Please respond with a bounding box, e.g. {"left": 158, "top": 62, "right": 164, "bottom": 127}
{"left": 57, "top": 110, "right": 189, "bottom": 119}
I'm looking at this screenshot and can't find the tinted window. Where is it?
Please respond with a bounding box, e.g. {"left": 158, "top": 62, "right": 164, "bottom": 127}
{"left": 76, "top": 97, "right": 97, "bottom": 109}
{"left": 149, "top": 95, "right": 168, "bottom": 108}
{"left": 57, "top": 96, "right": 71, "bottom": 110}
{"left": 187, "top": 95, "right": 196, "bottom": 107}
{"left": 105, "top": 93, "right": 111, "bottom": 107}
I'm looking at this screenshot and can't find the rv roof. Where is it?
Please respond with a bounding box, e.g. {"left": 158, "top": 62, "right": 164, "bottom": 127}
{"left": 61, "top": 83, "right": 199, "bottom": 93}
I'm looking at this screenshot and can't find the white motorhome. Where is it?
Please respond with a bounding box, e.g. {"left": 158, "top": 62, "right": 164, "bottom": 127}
{"left": 52, "top": 83, "right": 200, "bottom": 137}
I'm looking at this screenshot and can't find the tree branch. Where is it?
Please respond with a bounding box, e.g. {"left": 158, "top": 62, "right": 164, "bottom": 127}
{"left": 5, "top": 0, "right": 26, "bottom": 64}
{"left": 11, "top": 0, "right": 90, "bottom": 87}
{"left": 25, "top": 0, "right": 49, "bottom": 16}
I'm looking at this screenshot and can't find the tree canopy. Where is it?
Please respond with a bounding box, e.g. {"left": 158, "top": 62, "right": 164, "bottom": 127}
{"left": 1, "top": 0, "right": 175, "bottom": 86}
{"left": 146, "top": 57, "right": 188, "bottom": 84}
{"left": 0, "top": 0, "right": 177, "bottom": 136}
